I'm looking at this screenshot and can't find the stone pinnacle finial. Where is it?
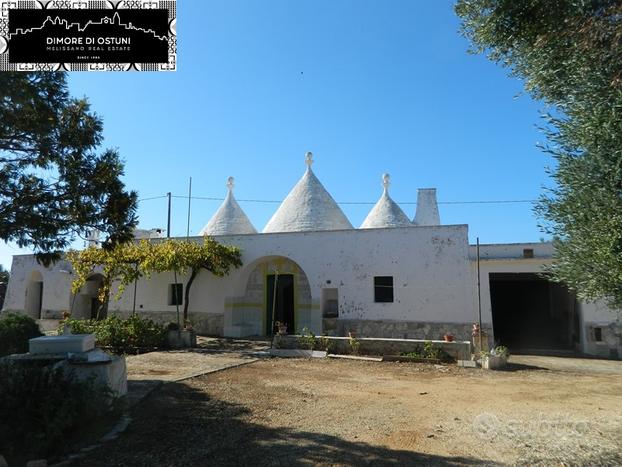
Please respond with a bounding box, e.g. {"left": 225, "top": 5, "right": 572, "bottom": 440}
{"left": 226, "top": 176, "right": 234, "bottom": 192}
{"left": 305, "top": 151, "right": 313, "bottom": 168}
{"left": 382, "top": 173, "right": 390, "bottom": 192}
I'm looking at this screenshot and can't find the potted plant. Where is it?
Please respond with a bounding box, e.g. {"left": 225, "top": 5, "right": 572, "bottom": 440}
{"left": 275, "top": 321, "right": 288, "bottom": 335}
{"left": 443, "top": 333, "right": 455, "bottom": 342}
{"left": 167, "top": 321, "right": 196, "bottom": 349}
{"left": 480, "top": 345, "right": 509, "bottom": 370}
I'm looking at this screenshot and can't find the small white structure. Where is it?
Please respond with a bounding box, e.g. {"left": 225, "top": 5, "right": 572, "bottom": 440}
{"left": 2, "top": 153, "right": 621, "bottom": 358}
{"left": 29, "top": 334, "right": 95, "bottom": 354}
{"left": 133, "top": 228, "right": 165, "bottom": 240}
{"left": 414, "top": 188, "right": 440, "bottom": 226}
{"left": 7, "top": 332, "right": 127, "bottom": 397}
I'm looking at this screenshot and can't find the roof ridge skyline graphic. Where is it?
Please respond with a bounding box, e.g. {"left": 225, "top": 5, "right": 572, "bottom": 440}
{"left": 9, "top": 10, "right": 168, "bottom": 42}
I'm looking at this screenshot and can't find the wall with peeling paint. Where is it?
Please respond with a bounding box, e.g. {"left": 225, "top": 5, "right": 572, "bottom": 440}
{"left": 3, "top": 224, "right": 476, "bottom": 337}
{"left": 108, "top": 224, "right": 476, "bottom": 335}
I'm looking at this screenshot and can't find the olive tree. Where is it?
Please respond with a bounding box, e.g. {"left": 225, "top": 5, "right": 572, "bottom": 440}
{"left": 456, "top": 0, "right": 622, "bottom": 307}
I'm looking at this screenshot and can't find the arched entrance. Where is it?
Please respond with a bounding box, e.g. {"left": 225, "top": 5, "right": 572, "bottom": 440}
{"left": 71, "top": 274, "right": 107, "bottom": 320}
{"left": 25, "top": 271, "right": 43, "bottom": 319}
{"left": 226, "top": 256, "right": 316, "bottom": 336}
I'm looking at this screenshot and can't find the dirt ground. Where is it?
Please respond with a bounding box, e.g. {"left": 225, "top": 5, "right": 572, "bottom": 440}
{"left": 76, "top": 356, "right": 622, "bottom": 466}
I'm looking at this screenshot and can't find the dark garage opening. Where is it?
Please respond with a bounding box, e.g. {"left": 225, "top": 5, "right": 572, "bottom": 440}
{"left": 489, "top": 273, "right": 579, "bottom": 352}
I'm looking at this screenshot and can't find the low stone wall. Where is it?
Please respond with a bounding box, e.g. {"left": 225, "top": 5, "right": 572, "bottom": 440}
{"left": 274, "top": 335, "right": 471, "bottom": 361}
{"left": 109, "top": 311, "right": 224, "bottom": 336}
{"left": 323, "top": 318, "right": 492, "bottom": 349}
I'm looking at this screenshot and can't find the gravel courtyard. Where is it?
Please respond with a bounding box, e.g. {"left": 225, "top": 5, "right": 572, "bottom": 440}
{"left": 77, "top": 357, "right": 622, "bottom": 466}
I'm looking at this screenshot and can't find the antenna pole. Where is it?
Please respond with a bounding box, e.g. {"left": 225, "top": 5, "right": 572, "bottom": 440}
{"left": 186, "top": 177, "right": 192, "bottom": 239}
{"left": 167, "top": 192, "right": 172, "bottom": 238}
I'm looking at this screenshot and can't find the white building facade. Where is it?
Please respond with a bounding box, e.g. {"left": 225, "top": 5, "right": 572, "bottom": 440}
{"left": 3, "top": 154, "right": 621, "bottom": 358}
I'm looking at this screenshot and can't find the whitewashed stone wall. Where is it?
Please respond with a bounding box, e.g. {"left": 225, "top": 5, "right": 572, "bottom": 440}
{"left": 106, "top": 224, "right": 475, "bottom": 337}
{"left": 4, "top": 233, "right": 619, "bottom": 358}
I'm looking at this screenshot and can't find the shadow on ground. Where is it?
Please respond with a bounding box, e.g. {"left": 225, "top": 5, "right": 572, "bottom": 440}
{"left": 75, "top": 379, "right": 491, "bottom": 467}
{"left": 496, "top": 362, "right": 549, "bottom": 372}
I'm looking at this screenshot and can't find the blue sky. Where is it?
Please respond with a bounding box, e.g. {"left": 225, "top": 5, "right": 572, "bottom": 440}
{"left": 1, "top": 0, "right": 554, "bottom": 269}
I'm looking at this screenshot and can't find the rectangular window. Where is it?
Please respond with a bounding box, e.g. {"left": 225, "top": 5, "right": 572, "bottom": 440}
{"left": 374, "top": 276, "right": 394, "bottom": 303}
{"left": 523, "top": 248, "right": 534, "bottom": 258}
{"left": 594, "top": 327, "right": 602, "bottom": 342}
{"left": 168, "top": 283, "right": 183, "bottom": 306}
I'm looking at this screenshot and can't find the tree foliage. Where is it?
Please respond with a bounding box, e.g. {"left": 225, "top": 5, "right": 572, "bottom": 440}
{"left": 138, "top": 237, "right": 243, "bottom": 322}
{"left": 0, "top": 312, "right": 42, "bottom": 356}
{"left": 456, "top": 0, "right": 622, "bottom": 307}
{"left": 0, "top": 72, "right": 138, "bottom": 264}
{"left": 68, "top": 237, "right": 243, "bottom": 322}
{"left": 67, "top": 240, "right": 145, "bottom": 306}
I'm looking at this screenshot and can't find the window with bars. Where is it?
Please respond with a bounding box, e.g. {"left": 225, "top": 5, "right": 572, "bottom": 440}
{"left": 374, "top": 276, "right": 394, "bottom": 303}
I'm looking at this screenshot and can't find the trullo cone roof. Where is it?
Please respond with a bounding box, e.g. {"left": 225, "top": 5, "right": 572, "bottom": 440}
{"left": 263, "top": 152, "right": 353, "bottom": 233}
{"left": 199, "top": 177, "right": 257, "bottom": 236}
{"left": 360, "top": 174, "right": 412, "bottom": 229}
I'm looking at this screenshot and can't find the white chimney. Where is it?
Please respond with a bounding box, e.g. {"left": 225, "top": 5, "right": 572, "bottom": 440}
{"left": 414, "top": 188, "right": 440, "bottom": 226}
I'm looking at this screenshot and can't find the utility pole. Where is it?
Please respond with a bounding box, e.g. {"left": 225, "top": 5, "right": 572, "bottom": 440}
{"left": 477, "top": 237, "right": 483, "bottom": 354}
{"left": 166, "top": 191, "right": 180, "bottom": 328}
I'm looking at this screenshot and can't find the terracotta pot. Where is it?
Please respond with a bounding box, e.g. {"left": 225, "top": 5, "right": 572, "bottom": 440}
{"left": 443, "top": 334, "right": 455, "bottom": 342}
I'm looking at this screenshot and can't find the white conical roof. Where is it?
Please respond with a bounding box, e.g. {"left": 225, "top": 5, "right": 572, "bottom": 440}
{"left": 360, "top": 174, "right": 412, "bottom": 229}
{"left": 199, "top": 177, "right": 257, "bottom": 236}
{"left": 263, "top": 152, "right": 353, "bottom": 233}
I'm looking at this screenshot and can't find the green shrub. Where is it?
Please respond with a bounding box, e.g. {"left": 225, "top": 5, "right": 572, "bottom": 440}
{"left": 60, "top": 315, "right": 167, "bottom": 354}
{"left": 0, "top": 361, "right": 113, "bottom": 465}
{"left": 317, "top": 335, "right": 332, "bottom": 352}
{"left": 298, "top": 327, "right": 317, "bottom": 350}
{"left": 400, "top": 341, "right": 455, "bottom": 362}
{"left": 0, "top": 312, "right": 43, "bottom": 356}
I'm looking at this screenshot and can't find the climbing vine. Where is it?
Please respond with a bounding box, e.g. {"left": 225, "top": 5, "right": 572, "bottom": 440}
{"left": 67, "top": 237, "right": 243, "bottom": 321}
